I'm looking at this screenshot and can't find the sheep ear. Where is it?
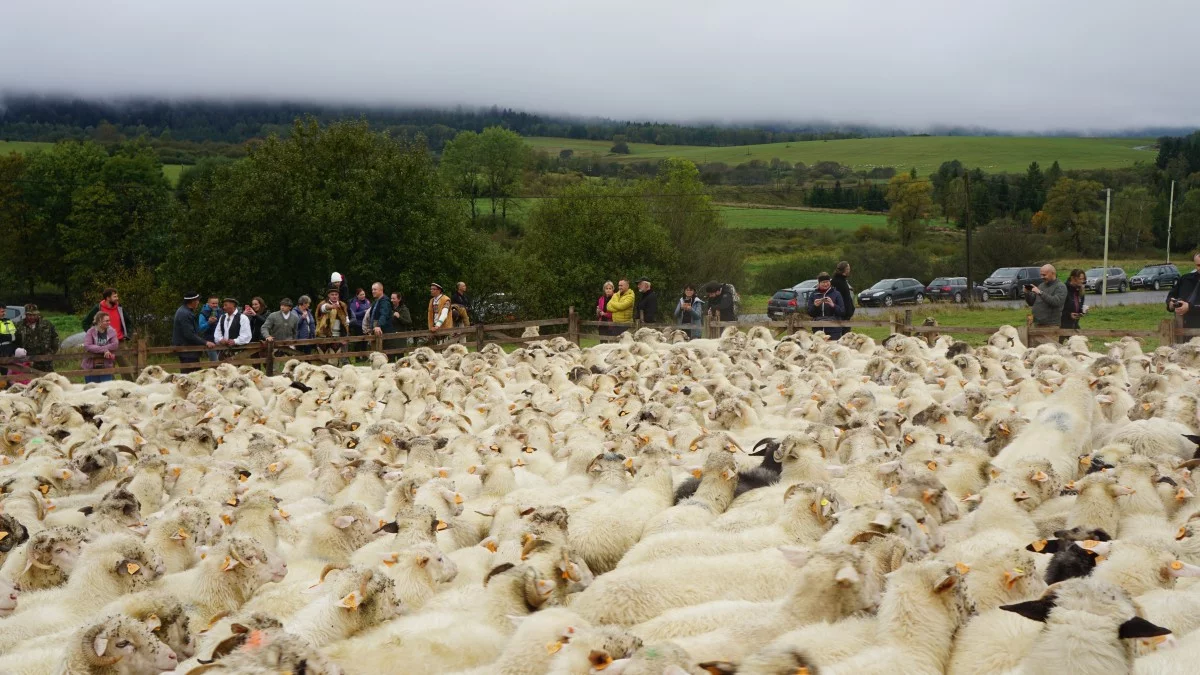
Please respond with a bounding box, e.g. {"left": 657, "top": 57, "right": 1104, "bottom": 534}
{"left": 338, "top": 590, "right": 363, "bottom": 610}
{"left": 374, "top": 521, "right": 398, "bottom": 534}
{"left": 778, "top": 546, "right": 811, "bottom": 568}
{"left": 1026, "top": 539, "right": 1061, "bottom": 554}
{"left": 1000, "top": 597, "right": 1056, "bottom": 623}
{"left": 1118, "top": 616, "right": 1172, "bottom": 639}
{"left": 93, "top": 632, "right": 109, "bottom": 657}
{"left": 332, "top": 515, "right": 357, "bottom": 529}
{"left": 697, "top": 663, "right": 738, "bottom": 675}
{"left": 144, "top": 613, "right": 162, "bottom": 632}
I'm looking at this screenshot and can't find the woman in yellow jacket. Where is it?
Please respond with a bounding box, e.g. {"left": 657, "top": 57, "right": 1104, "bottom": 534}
{"left": 606, "top": 279, "right": 635, "bottom": 325}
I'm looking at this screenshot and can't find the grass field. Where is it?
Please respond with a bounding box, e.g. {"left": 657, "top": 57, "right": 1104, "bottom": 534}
{"left": 721, "top": 205, "right": 888, "bottom": 230}
{"left": 163, "top": 164, "right": 184, "bottom": 186}
{"left": 527, "top": 135, "right": 1157, "bottom": 174}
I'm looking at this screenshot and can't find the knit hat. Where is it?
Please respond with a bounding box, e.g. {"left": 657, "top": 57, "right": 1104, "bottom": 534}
{"left": 330, "top": 272, "right": 343, "bottom": 283}
{"left": 14, "top": 348, "right": 26, "bottom": 359}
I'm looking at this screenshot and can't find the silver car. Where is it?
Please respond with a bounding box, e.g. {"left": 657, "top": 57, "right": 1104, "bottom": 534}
{"left": 1084, "top": 267, "right": 1127, "bottom": 293}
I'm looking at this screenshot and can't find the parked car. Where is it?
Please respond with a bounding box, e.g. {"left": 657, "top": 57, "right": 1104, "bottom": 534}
{"left": 1084, "top": 267, "right": 1127, "bottom": 293}
{"left": 980, "top": 267, "right": 1042, "bottom": 300}
{"left": 2, "top": 306, "right": 25, "bottom": 322}
{"left": 924, "top": 277, "right": 988, "bottom": 303}
{"left": 791, "top": 279, "right": 818, "bottom": 305}
{"left": 767, "top": 289, "right": 801, "bottom": 320}
{"left": 472, "top": 293, "right": 518, "bottom": 323}
{"left": 858, "top": 278, "right": 926, "bottom": 307}
{"left": 1129, "top": 263, "right": 1180, "bottom": 290}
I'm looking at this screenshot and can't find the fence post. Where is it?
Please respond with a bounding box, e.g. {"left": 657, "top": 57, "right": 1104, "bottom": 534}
{"left": 1018, "top": 315, "right": 1032, "bottom": 347}
{"left": 135, "top": 339, "right": 147, "bottom": 376}
{"left": 264, "top": 343, "right": 275, "bottom": 376}
{"left": 903, "top": 310, "right": 913, "bottom": 337}
{"left": 372, "top": 331, "right": 383, "bottom": 354}
{"left": 702, "top": 314, "right": 712, "bottom": 339}
{"left": 475, "top": 323, "right": 485, "bottom": 352}
{"left": 568, "top": 307, "right": 580, "bottom": 346}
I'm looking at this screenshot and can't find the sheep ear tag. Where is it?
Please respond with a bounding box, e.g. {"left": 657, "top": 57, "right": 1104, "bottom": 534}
{"left": 1118, "top": 616, "right": 1172, "bottom": 639}
{"left": 124, "top": 562, "right": 141, "bottom": 575}
{"left": 338, "top": 591, "right": 362, "bottom": 610}
{"left": 145, "top": 614, "right": 162, "bottom": 632}
{"left": 221, "top": 556, "right": 239, "bottom": 572}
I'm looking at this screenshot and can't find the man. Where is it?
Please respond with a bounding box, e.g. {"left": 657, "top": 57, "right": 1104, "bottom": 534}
{"left": 1024, "top": 264, "right": 1067, "bottom": 347}
{"left": 330, "top": 272, "right": 350, "bottom": 305}
{"left": 452, "top": 282, "right": 472, "bottom": 323}
{"left": 173, "top": 293, "right": 214, "bottom": 373}
{"left": 15, "top": 304, "right": 60, "bottom": 374}
{"left": 83, "top": 288, "right": 133, "bottom": 380}
{"left": 316, "top": 286, "right": 349, "bottom": 362}
{"left": 368, "top": 282, "right": 392, "bottom": 336}
{"left": 807, "top": 273, "right": 845, "bottom": 339}
{"left": 1060, "top": 269, "right": 1087, "bottom": 344}
{"left": 705, "top": 282, "right": 737, "bottom": 322}
{"left": 213, "top": 297, "right": 252, "bottom": 357}
{"left": 0, "top": 303, "right": 16, "bottom": 379}
{"left": 635, "top": 278, "right": 658, "bottom": 324}
{"left": 428, "top": 283, "right": 454, "bottom": 340}
{"left": 1167, "top": 252, "right": 1200, "bottom": 335}
{"left": 261, "top": 298, "right": 300, "bottom": 342}
{"left": 832, "top": 261, "right": 855, "bottom": 328}
{"left": 198, "top": 296, "right": 221, "bottom": 361}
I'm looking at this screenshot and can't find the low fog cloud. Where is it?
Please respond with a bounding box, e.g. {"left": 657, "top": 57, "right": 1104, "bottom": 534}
{"left": 2, "top": 0, "right": 1197, "bottom": 132}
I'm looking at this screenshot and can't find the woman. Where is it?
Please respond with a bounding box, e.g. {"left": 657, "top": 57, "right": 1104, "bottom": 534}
{"left": 82, "top": 312, "right": 119, "bottom": 383}
{"left": 673, "top": 284, "right": 704, "bottom": 339}
{"left": 295, "top": 295, "right": 316, "bottom": 355}
{"left": 245, "top": 297, "right": 268, "bottom": 344}
{"left": 348, "top": 288, "right": 371, "bottom": 360}
{"left": 1060, "top": 268, "right": 1088, "bottom": 344}
{"left": 388, "top": 292, "right": 413, "bottom": 353}
{"left": 597, "top": 281, "right": 615, "bottom": 337}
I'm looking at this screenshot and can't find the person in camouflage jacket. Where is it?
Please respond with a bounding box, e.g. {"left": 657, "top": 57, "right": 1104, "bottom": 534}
{"left": 16, "top": 304, "right": 60, "bottom": 373}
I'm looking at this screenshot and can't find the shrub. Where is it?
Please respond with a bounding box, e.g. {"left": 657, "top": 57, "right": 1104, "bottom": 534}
{"left": 751, "top": 252, "right": 839, "bottom": 294}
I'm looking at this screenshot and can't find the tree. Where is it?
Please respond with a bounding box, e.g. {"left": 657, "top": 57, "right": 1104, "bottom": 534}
{"left": 1110, "top": 186, "right": 1154, "bottom": 251}
{"left": 1041, "top": 178, "right": 1103, "bottom": 253}
{"left": 169, "top": 118, "right": 474, "bottom": 306}
{"left": 476, "top": 127, "right": 532, "bottom": 220}
{"left": 0, "top": 153, "right": 35, "bottom": 294}
{"left": 1174, "top": 189, "right": 1200, "bottom": 254}
{"left": 885, "top": 172, "right": 933, "bottom": 246}
{"left": 558, "top": 149, "right": 574, "bottom": 162}
{"left": 610, "top": 141, "right": 630, "bottom": 154}
{"left": 439, "top": 130, "right": 483, "bottom": 224}
{"left": 1017, "top": 161, "right": 1046, "bottom": 213}
{"left": 518, "top": 182, "right": 675, "bottom": 318}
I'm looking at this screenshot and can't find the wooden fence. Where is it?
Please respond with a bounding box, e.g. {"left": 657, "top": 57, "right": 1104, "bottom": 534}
{"left": 1, "top": 307, "right": 1197, "bottom": 382}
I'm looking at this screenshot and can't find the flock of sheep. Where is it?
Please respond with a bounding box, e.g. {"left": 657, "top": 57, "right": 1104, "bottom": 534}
{"left": 3, "top": 324, "right": 1200, "bottom": 674}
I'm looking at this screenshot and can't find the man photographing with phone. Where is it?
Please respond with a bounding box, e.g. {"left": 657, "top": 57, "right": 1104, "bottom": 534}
{"left": 1024, "top": 264, "right": 1066, "bottom": 346}
{"left": 1166, "top": 252, "right": 1200, "bottom": 337}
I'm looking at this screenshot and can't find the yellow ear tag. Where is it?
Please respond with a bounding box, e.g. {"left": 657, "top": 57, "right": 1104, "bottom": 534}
{"left": 126, "top": 562, "right": 141, "bottom": 574}
{"left": 1032, "top": 539, "right": 1047, "bottom": 552}
{"left": 546, "top": 641, "right": 563, "bottom": 654}
{"left": 955, "top": 562, "right": 970, "bottom": 574}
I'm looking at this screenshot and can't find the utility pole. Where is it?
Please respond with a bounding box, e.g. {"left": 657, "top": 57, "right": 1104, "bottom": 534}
{"left": 1167, "top": 180, "right": 1176, "bottom": 263}
{"left": 964, "top": 171, "right": 974, "bottom": 307}
{"left": 1102, "top": 188, "right": 1111, "bottom": 308}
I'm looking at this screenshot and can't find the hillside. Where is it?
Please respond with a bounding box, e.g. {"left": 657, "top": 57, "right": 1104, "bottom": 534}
{"left": 528, "top": 135, "right": 1157, "bottom": 174}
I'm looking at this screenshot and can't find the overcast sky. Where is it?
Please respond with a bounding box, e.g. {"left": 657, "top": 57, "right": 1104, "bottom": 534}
{"left": 2, "top": 0, "right": 1197, "bottom": 132}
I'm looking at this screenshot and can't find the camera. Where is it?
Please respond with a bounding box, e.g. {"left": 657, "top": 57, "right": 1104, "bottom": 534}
{"left": 1023, "top": 284, "right": 1034, "bottom": 291}
{"left": 1169, "top": 299, "right": 1180, "bottom": 310}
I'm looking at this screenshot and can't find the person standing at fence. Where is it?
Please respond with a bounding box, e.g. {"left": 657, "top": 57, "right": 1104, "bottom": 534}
{"left": 347, "top": 288, "right": 371, "bottom": 361}
{"left": 330, "top": 272, "right": 350, "bottom": 305}
{"left": 295, "top": 296, "right": 316, "bottom": 354}
{"left": 636, "top": 278, "right": 658, "bottom": 324}
{"left": 0, "top": 304, "right": 15, "bottom": 379}
{"left": 1024, "top": 264, "right": 1066, "bottom": 347}
{"left": 428, "top": 283, "right": 454, "bottom": 343}
{"left": 832, "top": 261, "right": 855, "bottom": 331}
{"left": 452, "top": 282, "right": 472, "bottom": 323}
{"left": 807, "top": 273, "right": 845, "bottom": 339}
{"left": 1167, "top": 252, "right": 1200, "bottom": 333}
{"left": 674, "top": 284, "right": 704, "bottom": 339}
{"left": 83, "top": 288, "right": 134, "bottom": 381}
{"left": 15, "top": 305, "right": 59, "bottom": 374}
{"left": 607, "top": 279, "right": 635, "bottom": 333}
{"left": 366, "top": 282, "right": 392, "bottom": 350}
{"left": 173, "top": 292, "right": 213, "bottom": 373}
{"left": 214, "top": 297, "right": 252, "bottom": 358}
{"left": 1059, "top": 269, "right": 1087, "bottom": 344}
{"left": 245, "top": 297, "right": 268, "bottom": 344}
{"left": 82, "top": 312, "right": 119, "bottom": 383}
{"left": 705, "top": 282, "right": 737, "bottom": 323}
{"left": 199, "top": 296, "right": 221, "bottom": 361}
{"left": 262, "top": 297, "right": 299, "bottom": 342}
{"left": 597, "top": 281, "right": 615, "bottom": 336}
{"left": 390, "top": 291, "right": 412, "bottom": 349}
{"left": 316, "top": 286, "right": 349, "bottom": 362}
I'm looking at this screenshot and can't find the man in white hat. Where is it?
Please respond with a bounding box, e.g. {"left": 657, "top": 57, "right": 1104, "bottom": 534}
{"left": 330, "top": 272, "right": 350, "bottom": 302}
{"left": 427, "top": 282, "right": 454, "bottom": 342}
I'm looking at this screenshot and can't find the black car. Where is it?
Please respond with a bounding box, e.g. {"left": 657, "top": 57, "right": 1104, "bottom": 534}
{"left": 858, "top": 278, "right": 926, "bottom": 307}
{"left": 924, "top": 277, "right": 988, "bottom": 303}
{"left": 767, "top": 289, "right": 801, "bottom": 320}
{"left": 1129, "top": 263, "right": 1181, "bottom": 290}
{"left": 981, "top": 267, "right": 1041, "bottom": 300}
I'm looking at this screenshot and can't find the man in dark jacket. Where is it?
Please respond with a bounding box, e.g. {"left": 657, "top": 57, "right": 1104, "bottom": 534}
{"left": 1168, "top": 253, "right": 1200, "bottom": 334}
{"left": 808, "top": 273, "right": 845, "bottom": 339}
{"left": 1059, "top": 269, "right": 1087, "bottom": 343}
{"left": 1025, "top": 265, "right": 1067, "bottom": 346}
{"left": 705, "top": 282, "right": 737, "bottom": 322}
{"left": 636, "top": 278, "right": 658, "bottom": 324}
{"left": 15, "top": 305, "right": 60, "bottom": 373}
{"left": 173, "top": 293, "right": 214, "bottom": 373}
{"left": 832, "top": 261, "right": 855, "bottom": 324}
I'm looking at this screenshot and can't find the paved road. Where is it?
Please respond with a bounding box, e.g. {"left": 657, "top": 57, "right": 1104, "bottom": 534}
{"left": 743, "top": 289, "right": 1170, "bottom": 323}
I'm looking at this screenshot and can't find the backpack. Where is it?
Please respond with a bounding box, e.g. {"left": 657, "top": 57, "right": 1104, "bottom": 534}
{"left": 452, "top": 304, "right": 471, "bottom": 327}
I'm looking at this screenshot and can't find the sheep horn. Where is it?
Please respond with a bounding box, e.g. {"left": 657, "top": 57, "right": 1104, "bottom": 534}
{"left": 318, "top": 563, "right": 348, "bottom": 583}
{"left": 84, "top": 629, "right": 123, "bottom": 667}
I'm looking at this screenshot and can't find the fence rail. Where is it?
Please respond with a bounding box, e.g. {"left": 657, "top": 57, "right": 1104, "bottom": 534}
{"left": 0, "top": 307, "right": 1194, "bottom": 383}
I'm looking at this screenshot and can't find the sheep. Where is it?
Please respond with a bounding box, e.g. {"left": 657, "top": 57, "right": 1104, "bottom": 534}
{"left": 0, "top": 613, "right": 179, "bottom": 675}
{"left": 993, "top": 377, "right": 1098, "bottom": 483}
{"left": 285, "top": 564, "right": 403, "bottom": 647}
{"left": 1026, "top": 527, "right": 1111, "bottom": 584}
{"left": 0, "top": 525, "right": 90, "bottom": 591}
{"left": 0, "top": 513, "right": 30, "bottom": 569}
{"left": 999, "top": 576, "right": 1173, "bottom": 674}
{"left": 376, "top": 542, "right": 459, "bottom": 610}
{"left": 0, "top": 576, "right": 17, "bottom": 617}
{"left": 641, "top": 448, "right": 739, "bottom": 537}
{"left": 161, "top": 535, "right": 287, "bottom": 625}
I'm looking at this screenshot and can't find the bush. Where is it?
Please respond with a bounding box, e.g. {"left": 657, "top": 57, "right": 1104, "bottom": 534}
{"left": 838, "top": 242, "right": 932, "bottom": 289}
{"left": 751, "top": 252, "right": 839, "bottom": 294}
{"left": 610, "top": 141, "right": 630, "bottom": 154}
